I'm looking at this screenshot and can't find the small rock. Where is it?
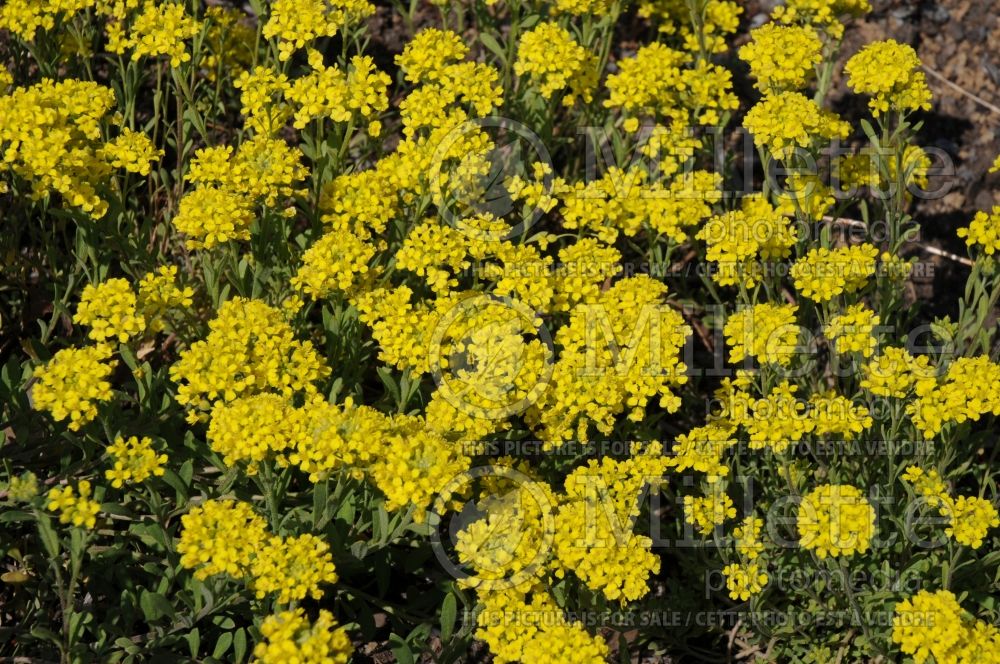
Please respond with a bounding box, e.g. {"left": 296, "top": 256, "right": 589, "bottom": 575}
{"left": 926, "top": 5, "right": 950, "bottom": 23}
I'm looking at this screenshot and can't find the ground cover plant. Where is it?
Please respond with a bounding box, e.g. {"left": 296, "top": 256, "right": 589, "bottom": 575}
{"left": 1, "top": 0, "right": 1000, "bottom": 661}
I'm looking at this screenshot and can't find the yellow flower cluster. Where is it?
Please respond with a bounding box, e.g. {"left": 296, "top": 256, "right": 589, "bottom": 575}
{"left": 739, "top": 23, "right": 822, "bottom": 93}
{"left": 396, "top": 28, "right": 468, "bottom": 83}
{"left": 528, "top": 276, "right": 690, "bottom": 444}
{"left": 253, "top": 609, "right": 352, "bottom": 664}
{"left": 697, "top": 195, "right": 798, "bottom": 287}
{"left": 263, "top": 0, "right": 374, "bottom": 61}
{"left": 666, "top": 423, "right": 737, "bottom": 482}
{"left": 5, "top": 472, "right": 39, "bottom": 502}
{"left": 845, "top": 40, "right": 932, "bottom": 117}
{"left": 772, "top": 0, "right": 871, "bottom": 39}
{"left": 957, "top": 206, "right": 1000, "bottom": 255}
{"left": 514, "top": 23, "right": 597, "bottom": 105}
{"left": 32, "top": 345, "right": 116, "bottom": 430}
{"left": 456, "top": 478, "right": 555, "bottom": 591}
{"left": 107, "top": 1, "right": 201, "bottom": 68}
{"left": 0, "top": 79, "right": 122, "bottom": 217}
{"left": 554, "top": 448, "right": 669, "bottom": 602}
{"left": 945, "top": 496, "right": 1000, "bottom": 549}
{"left": 169, "top": 298, "right": 330, "bottom": 422}
{"left": 182, "top": 136, "right": 307, "bottom": 229}
{"left": 722, "top": 562, "right": 768, "bottom": 601}
{"left": 292, "top": 229, "right": 376, "bottom": 297}
{"left": 287, "top": 51, "right": 391, "bottom": 133}
{"left": 47, "top": 480, "right": 101, "bottom": 529}
{"left": 105, "top": 435, "right": 167, "bottom": 488}
{"left": 207, "top": 394, "right": 297, "bottom": 470}
{"left": 289, "top": 397, "right": 388, "bottom": 482}
{"left": 892, "top": 590, "right": 1000, "bottom": 664}
{"left": 474, "top": 586, "right": 609, "bottom": 663}
{"left": 790, "top": 243, "right": 878, "bottom": 302}
{"left": 743, "top": 381, "right": 814, "bottom": 453}
{"left": 137, "top": 265, "right": 194, "bottom": 332}
{"left": 907, "top": 355, "right": 1000, "bottom": 438}
{"left": 604, "top": 42, "right": 688, "bottom": 119}
{"left": 825, "top": 303, "right": 879, "bottom": 357}
{"left": 724, "top": 303, "right": 800, "bottom": 366}
{"left": 177, "top": 499, "right": 270, "bottom": 579}
{"left": 797, "top": 484, "right": 875, "bottom": 558}
{"left": 860, "top": 346, "right": 932, "bottom": 398}
{"left": 171, "top": 186, "right": 255, "bottom": 249}
{"left": 251, "top": 534, "right": 339, "bottom": 604}
{"left": 743, "top": 91, "right": 850, "bottom": 160}
{"left": 684, "top": 488, "right": 736, "bottom": 535}
{"left": 368, "top": 413, "right": 471, "bottom": 521}
{"left": 637, "top": 0, "right": 742, "bottom": 53}
{"left": 809, "top": 392, "right": 872, "bottom": 439}
{"left": 734, "top": 515, "right": 767, "bottom": 560}
{"left": 0, "top": 0, "right": 93, "bottom": 40}
{"left": 100, "top": 128, "right": 163, "bottom": 176}
{"left": 902, "top": 467, "right": 999, "bottom": 549}
{"left": 74, "top": 278, "right": 146, "bottom": 343}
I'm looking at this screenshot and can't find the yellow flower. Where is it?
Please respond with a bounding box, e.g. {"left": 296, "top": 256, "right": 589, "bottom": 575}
{"left": 100, "top": 127, "right": 162, "bottom": 175}
{"left": 251, "top": 534, "right": 338, "bottom": 604}
{"left": 684, "top": 488, "right": 736, "bottom": 535}
{"left": 515, "top": 23, "right": 598, "bottom": 105}
{"left": 845, "top": 39, "right": 932, "bottom": 117}
{"left": 46, "top": 480, "right": 101, "bottom": 529}
{"left": 0, "top": 79, "right": 116, "bottom": 217}
{"left": 957, "top": 206, "right": 1000, "bottom": 255}
{"left": 825, "top": 303, "right": 879, "bottom": 357}
{"left": 263, "top": 0, "right": 374, "bottom": 61}
{"left": 891, "top": 590, "right": 989, "bottom": 664}
{"left": 942, "top": 495, "right": 999, "bottom": 549}
{"left": 172, "top": 186, "right": 254, "bottom": 249}
{"left": 253, "top": 609, "right": 352, "bottom": 663}
{"left": 860, "top": 346, "right": 932, "bottom": 398}
{"left": 109, "top": 1, "right": 200, "bottom": 68}
{"left": 74, "top": 278, "right": 146, "bottom": 343}
{"left": 790, "top": 244, "right": 878, "bottom": 302}
{"left": 105, "top": 436, "right": 167, "bottom": 487}
{"left": 772, "top": 0, "right": 871, "bottom": 39}
{"left": 5, "top": 472, "right": 39, "bottom": 502}
{"left": 743, "top": 91, "right": 850, "bottom": 160}
{"left": 722, "top": 561, "right": 768, "bottom": 601}
{"left": 797, "top": 484, "right": 875, "bottom": 558}
{"left": 137, "top": 265, "right": 194, "bottom": 331}
{"left": 744, "top": 380, "right": 814, "bottom": 453}
{"left": 739, "top": 23, "right": 822, "bottom": 93}
{"left": 177, "top": 499, "right": 269, "bottom": 579}
{"left": 32, "top": 345, "right": 117, "bottom": 431}
{"left": 724, "top": 303, "right": 800, "bottom": 367}
{"left": 396, "top": 28, "right": 468, "bottom": 83}
{"left": 169, "top": 298, "right": 330, "bottom": 421}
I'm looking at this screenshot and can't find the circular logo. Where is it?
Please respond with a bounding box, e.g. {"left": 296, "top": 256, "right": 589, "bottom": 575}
{"left": 428, "top": 293, "right": 554, "bottom": 422}
{"left": 428, "top": 116, "right": 553, "bottom": 241}
{"left": 429, "top": 465, "right": 556, "bottom": 591}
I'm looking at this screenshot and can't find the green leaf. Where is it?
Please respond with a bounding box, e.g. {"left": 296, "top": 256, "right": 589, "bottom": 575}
{"left": 140, "top": 590, "right": 176, "bottom": 621}
{"left": 440, "top": 592, "right": 457, "bottom": 642}
{"left": 389, "top": 634, "right": 414, "bottom": 664}
{"left": 213, "top": 631, "right": 233, "bottom": 658}
{"left": 233, "top": 628, "right": 248, "bottom": 662}
{"left": 479, "top": 33, "right": 506, "bottom": 65}
{"left": 0, "top": 510, "right": 33, "bottom": 523}
{"left": 36, "top": 512, "right": 60, "bottom": 559}
{"left": 185, "top": 628, "right": 201, "bottom": 658}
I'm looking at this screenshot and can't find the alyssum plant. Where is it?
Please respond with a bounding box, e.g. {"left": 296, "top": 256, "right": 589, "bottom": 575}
{"left": 1, "top": 0, "right": 1000, "bottom": 662}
